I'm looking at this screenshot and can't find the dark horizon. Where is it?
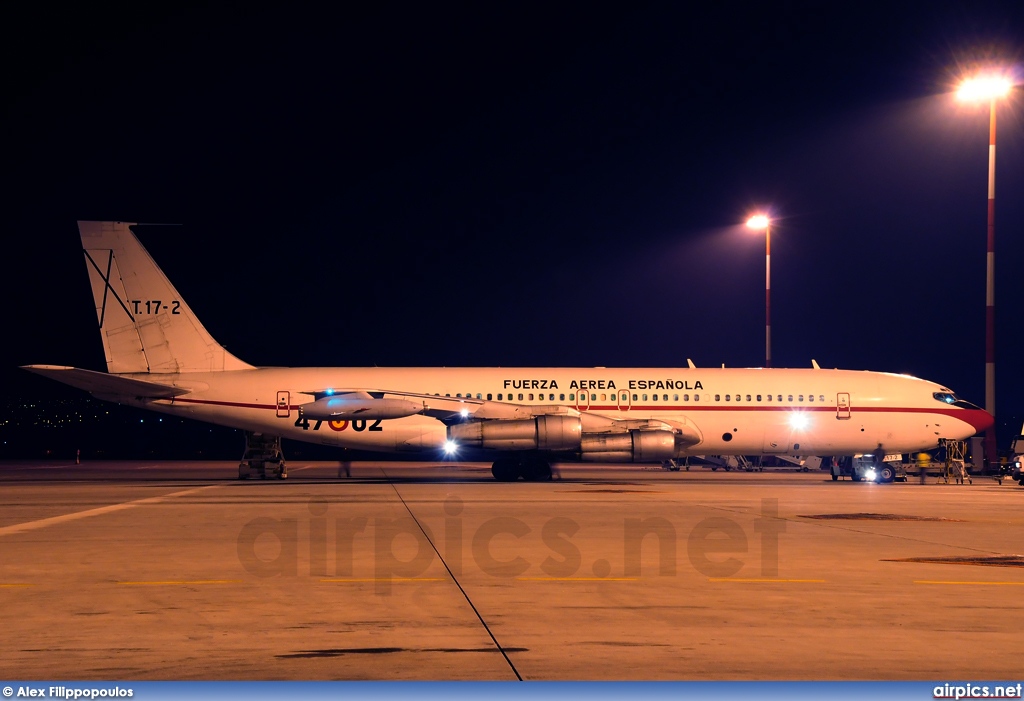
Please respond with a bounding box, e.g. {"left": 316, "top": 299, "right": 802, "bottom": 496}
{"left": 3, "top": 3, "right": 1024, "bottom": 453}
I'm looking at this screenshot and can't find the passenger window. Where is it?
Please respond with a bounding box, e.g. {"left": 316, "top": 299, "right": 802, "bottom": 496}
{"left": 601, "top": 393, "right": 607, "bottom": 401}
{"left": 643, "top": 394, "right": 648, "bottom": 401}
{"left": 632, "top": 393, "right": 638, "bottom": 401}
{"left": 528, "top": 393, "right": 534, "bottom": 401}
{"left": 684, "top": 394, "right": 689, "bottom": 401}
{"left": 725, "top": 395, "right": 730, "bottom": 401}
{"left": 456, "top": 393, "right": 462, "bottom": 397}
{"left": 715, "top": 395, "right": 720, "bottom": 402}
{"left": 621, "top": 393, "right": 627, "bottom": 401}
{"left": 746, "top": 394, "right": 751, "bottom": 402}
{"left": 445, "top": 393, "right": 451, "bottom": 397}
{"left": 757, "top": 394, "right": 762, "bottom": 401}
{"left": 653, "top": 394, "right": 658, "bottom": 402}
{"left": 560, "top": 393, "right": 565, "bottom": 401}
{"left": 518, "top": 393, "right": 524, "bottom": 401}
{"left": 497, "top": 393, "right": 503, "bottom": 400}
{"left": 694, "top": 394, "right": 700, "bottom": 402}
{"left": 487, "top": 393, "right": 492, "bottom": 401}
{"left": 591, "top": 394, "right": 597, "bottom": 401}
{"left": 799, "top": 395, "right": 804, "bottom": 402}
{"left": 778, "top": 395, "right": 782, "bottom": 402}
{"left": 673, "top": 394, "right": 679, "bottom": 401}
{"left": 477, "top": 393, "right": 482, "bottom": 399}
{"left": 808, "top": 394, "right": 813, "bottom": 402}
{"left": 788, "top": 395, "right": 793, "bottom": 402}
{"left": 569, "top": 393, "right": 575, "bottom": 401}
{"left": 663, "top": 394, "right": 668, "bottom": 401}
{"left": 820, "top": 395, "right": 825, "bottom": 402}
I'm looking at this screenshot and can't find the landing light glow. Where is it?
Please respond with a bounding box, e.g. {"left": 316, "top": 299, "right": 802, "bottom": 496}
{"left": 865, "top": 468, "right": 877, "bottom": 482}
{"left": 443, "top": 440, "right": 458, "bottom": 455}
{"left": 460, "top": 409, "right": 469, "bottom": 418}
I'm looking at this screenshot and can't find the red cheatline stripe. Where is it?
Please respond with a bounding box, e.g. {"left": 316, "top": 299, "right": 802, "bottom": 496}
{"left": 169, "top": 396, "right": 974, "bottom": 420}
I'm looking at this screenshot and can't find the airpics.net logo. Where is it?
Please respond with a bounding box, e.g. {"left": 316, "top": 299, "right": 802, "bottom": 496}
{"left": 235, "top": 497, "right": 786, "bottom": 595}
{"left": 934, "top": 683, "right": 1023, "bottom": 699}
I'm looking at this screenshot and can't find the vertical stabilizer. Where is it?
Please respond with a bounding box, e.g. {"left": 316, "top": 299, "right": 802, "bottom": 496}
{"left": 80, "top": 221, "right": 253, "bottom": 374}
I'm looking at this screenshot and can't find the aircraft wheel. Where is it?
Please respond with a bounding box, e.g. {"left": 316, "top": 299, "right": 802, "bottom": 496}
{"left": 521, "top": 459, "right": 552, "bottom": 482}
{"left": 491, "top": 459, "right": 520, "bottom": 482}
{"left": 851, "top": 472, "right": 862, "bottom": 482}
{"left": 878, "top": 465, "right": 896, "bottom": 484}
{"left": 711, "top": 467, "right": 718, "bottom": 472}
{"left": 831, "top": 473, "right": 838, "bottom": 481}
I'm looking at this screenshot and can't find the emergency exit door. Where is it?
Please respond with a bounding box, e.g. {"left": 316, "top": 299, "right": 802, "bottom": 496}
{"left": 276, "top": 391, "right": 290, "bottom": 418}
{"left": 836, "top": 392, "right": 851, "bottom": 420}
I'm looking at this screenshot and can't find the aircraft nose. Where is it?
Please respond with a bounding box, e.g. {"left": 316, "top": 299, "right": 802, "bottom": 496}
{"left": 960, "top": 408, "right": 995, "bottom": 434}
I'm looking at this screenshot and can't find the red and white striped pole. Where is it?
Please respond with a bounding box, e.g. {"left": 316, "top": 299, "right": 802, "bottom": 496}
{"left": 984, "top": 97, "right": 997, "bottom": 469}
{"left": 957, "top": 76, "right": 1011, "bottom": 470}
{"left": 765, "top": 221, "right": 772, "bottom": 368}
{"left": 746, "top": 214, "right": 772, "bottom": 367}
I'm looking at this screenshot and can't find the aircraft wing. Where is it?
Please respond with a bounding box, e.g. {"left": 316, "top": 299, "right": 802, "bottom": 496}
{"left": 21, "top": 365, "right": 191, "bottom": 399}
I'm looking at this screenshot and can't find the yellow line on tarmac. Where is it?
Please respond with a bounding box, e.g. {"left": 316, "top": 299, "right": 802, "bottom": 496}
{"left": 117, "top": 580, "right": 242, "bottom": 586}
{"left": 0, "top": 583, "right": 35, "bottom": 588}
{"left": 914, "top": 580, "right": 1024, "bottom": 586}
{"left": 709, "top": 578, "right": 827, "bottom": 583}
{"left": 517, "top": 577, "right": 638, "bottom": 581}
{"left": 319, "top": 578, "right": 446, "bottom": 583}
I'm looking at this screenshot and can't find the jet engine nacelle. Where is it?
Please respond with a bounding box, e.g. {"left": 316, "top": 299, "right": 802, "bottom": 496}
{"left": 449, "top": 415, "right": 582, "bottom": 450}
{"left": 580, "top": 429, "right": 676, "bottom": 462}
{"left": 299, "top": 396, "right": 422, "bottom": 420}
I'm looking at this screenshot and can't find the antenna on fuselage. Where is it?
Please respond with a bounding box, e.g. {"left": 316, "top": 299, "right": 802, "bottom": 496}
{"left": 687, "top": 359, "right": 696, "bottom": 369}
{"left": 812, "top": 359, "right": 821, "bottom": 369}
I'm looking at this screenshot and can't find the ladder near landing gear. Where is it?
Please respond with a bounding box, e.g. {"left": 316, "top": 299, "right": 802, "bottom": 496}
{"left": 238, "top": 432, "right": 287, "bottom": 480}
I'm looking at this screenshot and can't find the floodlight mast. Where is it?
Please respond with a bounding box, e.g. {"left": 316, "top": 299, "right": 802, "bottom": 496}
{"left": 956, "top": 75, "right": 1013, "bottom": 469}
{"left": 747, "top": 214, "right": 772, "bottom": 368}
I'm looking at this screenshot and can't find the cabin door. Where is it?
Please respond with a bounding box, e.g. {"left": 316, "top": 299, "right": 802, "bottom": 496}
{"left": 276, "top": 390, "right": 291, "bottom": 418}
{"left": 836, "top": 392, "right": 851, "bottom": 420}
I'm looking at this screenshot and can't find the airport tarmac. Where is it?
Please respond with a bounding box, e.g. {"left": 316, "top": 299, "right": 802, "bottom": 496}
{"left": 1, "top": 459, "right": 1022, "bottom": 680}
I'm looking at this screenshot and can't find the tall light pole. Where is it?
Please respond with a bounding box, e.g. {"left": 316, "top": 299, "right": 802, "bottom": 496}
{"left": 747, "top": 214, "right": 771, "bottom": 367}
{"left": 956, "top": 75, "right": 1012, "bottom": 468}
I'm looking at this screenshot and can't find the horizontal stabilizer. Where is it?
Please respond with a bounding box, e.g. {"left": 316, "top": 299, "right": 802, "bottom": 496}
{"left": 21, "top": 365, "right": 190, "bottom": 399}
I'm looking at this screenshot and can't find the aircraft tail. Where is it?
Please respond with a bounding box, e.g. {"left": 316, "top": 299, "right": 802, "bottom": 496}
{"left": 79, "top": 221, "right": 253, "bottom": 374}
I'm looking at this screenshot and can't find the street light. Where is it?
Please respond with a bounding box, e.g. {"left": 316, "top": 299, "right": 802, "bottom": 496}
{"left": 956, "top": 73, "right": 1014, "bottom": 468}
{"left": 746, "top": 214, "right": 771, "bottom": 368}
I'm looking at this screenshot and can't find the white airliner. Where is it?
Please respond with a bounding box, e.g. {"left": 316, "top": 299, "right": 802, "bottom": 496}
{"left": 24, "top": 221, "right": 993, "bottom": 481}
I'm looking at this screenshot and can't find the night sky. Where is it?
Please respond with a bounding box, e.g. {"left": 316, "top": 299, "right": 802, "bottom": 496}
{"left": 3, "top": 3, "right": 1024, "bottom": 442}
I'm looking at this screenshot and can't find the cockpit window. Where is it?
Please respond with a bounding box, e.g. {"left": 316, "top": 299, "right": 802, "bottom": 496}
{"left": 933, "top": 391, "right": 979, "bottom": 409}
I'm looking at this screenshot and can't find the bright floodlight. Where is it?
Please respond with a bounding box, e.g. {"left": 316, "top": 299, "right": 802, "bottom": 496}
{"left": 746, "top": 214, "right": 770, "bottom": 230}
{"left": 789, "top": 413, "right": 809, "bottom": 430}
{"left": 957, "top": 76, "right": 1013, "bottom": 102}
{"left": 443, "top": 440, "right": 458, "bottom": 455}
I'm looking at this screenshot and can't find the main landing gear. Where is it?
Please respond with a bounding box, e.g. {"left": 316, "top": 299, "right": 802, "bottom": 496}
{"left": 491, "top": 457, "right": 553, "bottom": 482}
